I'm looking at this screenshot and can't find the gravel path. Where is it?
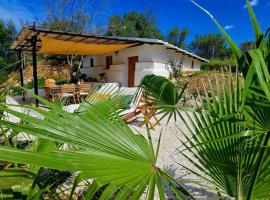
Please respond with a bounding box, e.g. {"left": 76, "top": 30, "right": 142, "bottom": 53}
{"left": 130, "top": 114, "right": 223, "bottom": 200}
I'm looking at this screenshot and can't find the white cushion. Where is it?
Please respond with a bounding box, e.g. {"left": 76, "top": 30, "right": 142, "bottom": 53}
{"left": 63, "top": 104, "right": 80, "bottom": 113}
{"left": 80, "top": 92, "right": 89, "bottom": 96}
{"left": 62, "top": 93, "right": 74, "bottom": 97}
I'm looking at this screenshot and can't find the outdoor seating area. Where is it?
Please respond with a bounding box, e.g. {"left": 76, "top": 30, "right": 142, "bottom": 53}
{"left": 44, "top": 81, "right": 92, "bottom": 103}
{"left": 42, "top": 83, "right": 159, "bottom": 134}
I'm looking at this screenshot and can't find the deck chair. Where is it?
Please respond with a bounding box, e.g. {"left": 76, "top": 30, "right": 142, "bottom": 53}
{"left": 63, "top": 103, "right": 80, "bottom": 113}
{"left": 121, "top": 88, "right": 143, "bottom": 122}
{"left": 70, "top": 83, "right": 120, "bottom": 113}
{"left": 87, "top": 83, "right": 119, "bottom": 103}
{"left": 96, "top": 83, "right": 119, "bottom": 94}
{"left": 138, "top": 100, "right": 160, "bottom": 130}
{"left": 121, "top": 88, "right": 160, "bottom": 129}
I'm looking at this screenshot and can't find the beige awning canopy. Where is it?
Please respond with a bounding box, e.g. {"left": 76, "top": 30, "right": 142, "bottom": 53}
{"left": 10, "top": 27, "right": 156, "bottom": 55}
{"left": 11, "top": 27, "right": 209, "bottom": 61}
{"left": 38, "top": 36, "right": 136, "bottom": 55}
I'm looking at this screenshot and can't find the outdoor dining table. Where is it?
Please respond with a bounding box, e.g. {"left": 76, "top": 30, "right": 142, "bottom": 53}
{"left": 44, "top": 84, "right": 83, "bottom": 102}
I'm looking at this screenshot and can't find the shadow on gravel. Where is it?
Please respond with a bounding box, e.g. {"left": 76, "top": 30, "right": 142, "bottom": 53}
{"left": 163, "top": 165, "right": 231, "bottom": 200}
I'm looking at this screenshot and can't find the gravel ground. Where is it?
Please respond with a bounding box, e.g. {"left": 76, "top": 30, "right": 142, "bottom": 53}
{"left": 130, "top": 114, "right": 224, "bottom": 200}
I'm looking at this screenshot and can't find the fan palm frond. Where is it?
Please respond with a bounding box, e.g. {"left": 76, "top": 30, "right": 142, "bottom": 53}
{"left": 139, "top": 74, "right": 187, "bottom": 122}
{"left": 176, "top": 1, "right": 270, "bottom": 199}
{"left": 0, "top": 93, "right": 193, "bottom": 199}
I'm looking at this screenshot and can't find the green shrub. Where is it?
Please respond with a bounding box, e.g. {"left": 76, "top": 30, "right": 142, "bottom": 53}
{"left": 54, "top": 77, "right": 68, "bottom": 85}
{"left": 201, "top": 58, "right": 237, "bottom": 70}
{"left": 25, "top": 78, "right": 45, "bottom": 89}
{"left": 10, "top": 78, "right": 45, "bottom": 96}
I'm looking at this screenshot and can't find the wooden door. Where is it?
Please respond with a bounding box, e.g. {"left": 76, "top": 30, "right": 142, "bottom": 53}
{"left": 128, "top": 56, "right": 138, "bottom": 87}
{"left": 106, "top": 56, "right": 112, "bottom": 70}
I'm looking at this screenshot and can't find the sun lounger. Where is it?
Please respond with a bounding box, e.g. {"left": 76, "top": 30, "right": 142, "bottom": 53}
{"left": 63, "top": 85, "right": 160, "bottom": 129}
{"left": 121, "top": 87, "right": 143, "bottom": 122}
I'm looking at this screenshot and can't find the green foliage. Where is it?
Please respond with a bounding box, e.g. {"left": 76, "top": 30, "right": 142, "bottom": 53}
{"left": 0, "top": 19, "right": 17, "bottom": 83}
{"left": 0, "top": 90, "right": 7, "bottom": 119}
{"left": 10, "top": 79, "right": 45, "bottom": 96}
{"left": 201, "top": 58, "right": 237, "bottom": 70}
{"left": 190, "top": 33, "right": 231, "bottom": 60}
{"left": 167, "top": 59, "right": 183, "bottom": 80}
{"left": 0, "top": 130, "right": 72, "bottom": 199}
{"left": 0, "top": 92, "right": 193, "bottom": 199}
{"left": 107, "top": 11, "right": 163, "bottom": 39}
{"left": 140, "top": 74, "right": 186, "bottom": 122}
{"left": 10, "top": 78, "right": 68, "bottom": 96}
{"left": 167, "top": 27, "right": 189, "bottom": 49}
{"left": 240, "top": 41, "right": 256, "bottom": 53}
{"left": 178, "top": 0, "right": 270, "bottom": 199}
{"left": 107, "top": 16, "right": 122, "bottom": 36}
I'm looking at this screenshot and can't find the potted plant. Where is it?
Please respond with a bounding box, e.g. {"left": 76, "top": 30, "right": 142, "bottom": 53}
{"left": 99, "top": 73, "right": 106, "bottom": 83}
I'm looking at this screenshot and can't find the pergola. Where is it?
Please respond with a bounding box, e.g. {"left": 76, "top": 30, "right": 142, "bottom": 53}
{"left": 11, "top": 26, "right": 207, "bottom": 107}
{"left": 11, "top": 26, "right": 157, "bottom": 106}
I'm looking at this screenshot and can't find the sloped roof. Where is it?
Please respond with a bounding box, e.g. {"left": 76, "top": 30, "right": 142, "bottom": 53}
{"left": 11, "top": 27, "right": 208, "bottom": 62}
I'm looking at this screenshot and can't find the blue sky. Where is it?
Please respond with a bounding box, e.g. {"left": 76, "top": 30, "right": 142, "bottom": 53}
{"left": 0, "top": 0, "right": 269, "bottom": 44}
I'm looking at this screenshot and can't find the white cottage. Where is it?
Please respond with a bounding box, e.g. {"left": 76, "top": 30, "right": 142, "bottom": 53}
{"left": 81, "top": 37, "right": 208, "bottom": 87}
{"left": 11, "top": 28, "right": 208, "bottom": 105}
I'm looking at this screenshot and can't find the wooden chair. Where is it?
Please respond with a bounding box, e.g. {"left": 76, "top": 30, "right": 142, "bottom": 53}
{"left": 44, "top": 87, "right": 61, "bottom": 102}
{"left": 44, "top": 87, "right": 51, "bottom": 100}
{"left": 122, "top": 90, "right": 160, "bottom": 129}
{"left": 78, "top": 83, "right": 91, "bottom": 101}
{"left": 60, "top": 84, "right": 77, "bottom": 104}
{"left": 138, "top": 101, "right": 160, "bottom": 130}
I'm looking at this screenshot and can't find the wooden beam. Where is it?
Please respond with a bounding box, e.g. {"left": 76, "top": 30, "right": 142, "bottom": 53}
{"left": 167, "top": 47, "right": 178, "bottom": 50}
{"left": 125, "top": 43, "right": 144, "bottom": 49}
{"left": 53, "top": 34, "right": 63, "bottom": 40}
{"left": 63, "top": 36, "right": 75, "bottom": 41}
{"left": 84, "top": 38, "right": 101, "bottom": 44}
{"left": 18, "top": 44, "right": 41, "bottom": 48}
{"left": 76, "top": 37, "right": 90, "bottom": 43}
{"left": 18, "top": 52, "right": 25, "bottom": 101}
{"left": 13, "top": 30, "right": 33, "bottom": 50}
{"left": 101, "top": 39, "right": 115, "bottom": 44}
{"left": 26, "top": 38, "right": 41, "bottom": 42}
{"left": 31, "top": 35, "right": 39, "bottom": 107}
{"left": 94, "top": 39, "right": 109, "bottom": 43}
{"left": 175, "top": 51, "right": 189, "bottom": 56}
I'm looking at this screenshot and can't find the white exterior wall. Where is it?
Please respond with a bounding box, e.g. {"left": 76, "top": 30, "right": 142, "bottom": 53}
{"left": 134, "top": 61, "right": 170, "bottom": 85}
{"left": 81, "top": 44, "right": 202, "bottom": 86}
{"left": 151, "top": 45, "right": 201, "bottom": 70}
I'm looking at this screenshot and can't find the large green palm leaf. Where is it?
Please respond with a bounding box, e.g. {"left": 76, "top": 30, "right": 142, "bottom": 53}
{"left": 139, "top": 74, "right": 186, "bottom": 122}
{"left": 0, "top": 94, "right": 193, "bottom": 199}
{"left": 177, "top": 70, "right": 270, "bottom": 199}
{"left": 176, "top": 1, "right": 270, "bottom": 199}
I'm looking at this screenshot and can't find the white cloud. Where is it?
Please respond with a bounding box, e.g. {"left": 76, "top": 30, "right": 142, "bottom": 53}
{"left": 244, "top": 0, "right": 259, "bottom": 8}
{"left": 224, "top": 25, "right": 234, "bottom": 30}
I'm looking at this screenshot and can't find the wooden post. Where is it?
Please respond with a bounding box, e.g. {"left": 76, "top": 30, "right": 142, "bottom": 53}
{"left": 32, "top": 35, "right": 39, "bottom": 107}
{"left": 18, "top": 51, "right": 25, "bottom": 101}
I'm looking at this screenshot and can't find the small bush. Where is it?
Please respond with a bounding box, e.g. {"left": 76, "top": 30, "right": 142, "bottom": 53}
{"left": 201, "top": 58, "right": 237, "bottom": 71}
{"left": 54, "top": 77, "right": 68, "bottom": 85}
{"left": 25, "top": 78, "right": 45, "bottom": 89}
